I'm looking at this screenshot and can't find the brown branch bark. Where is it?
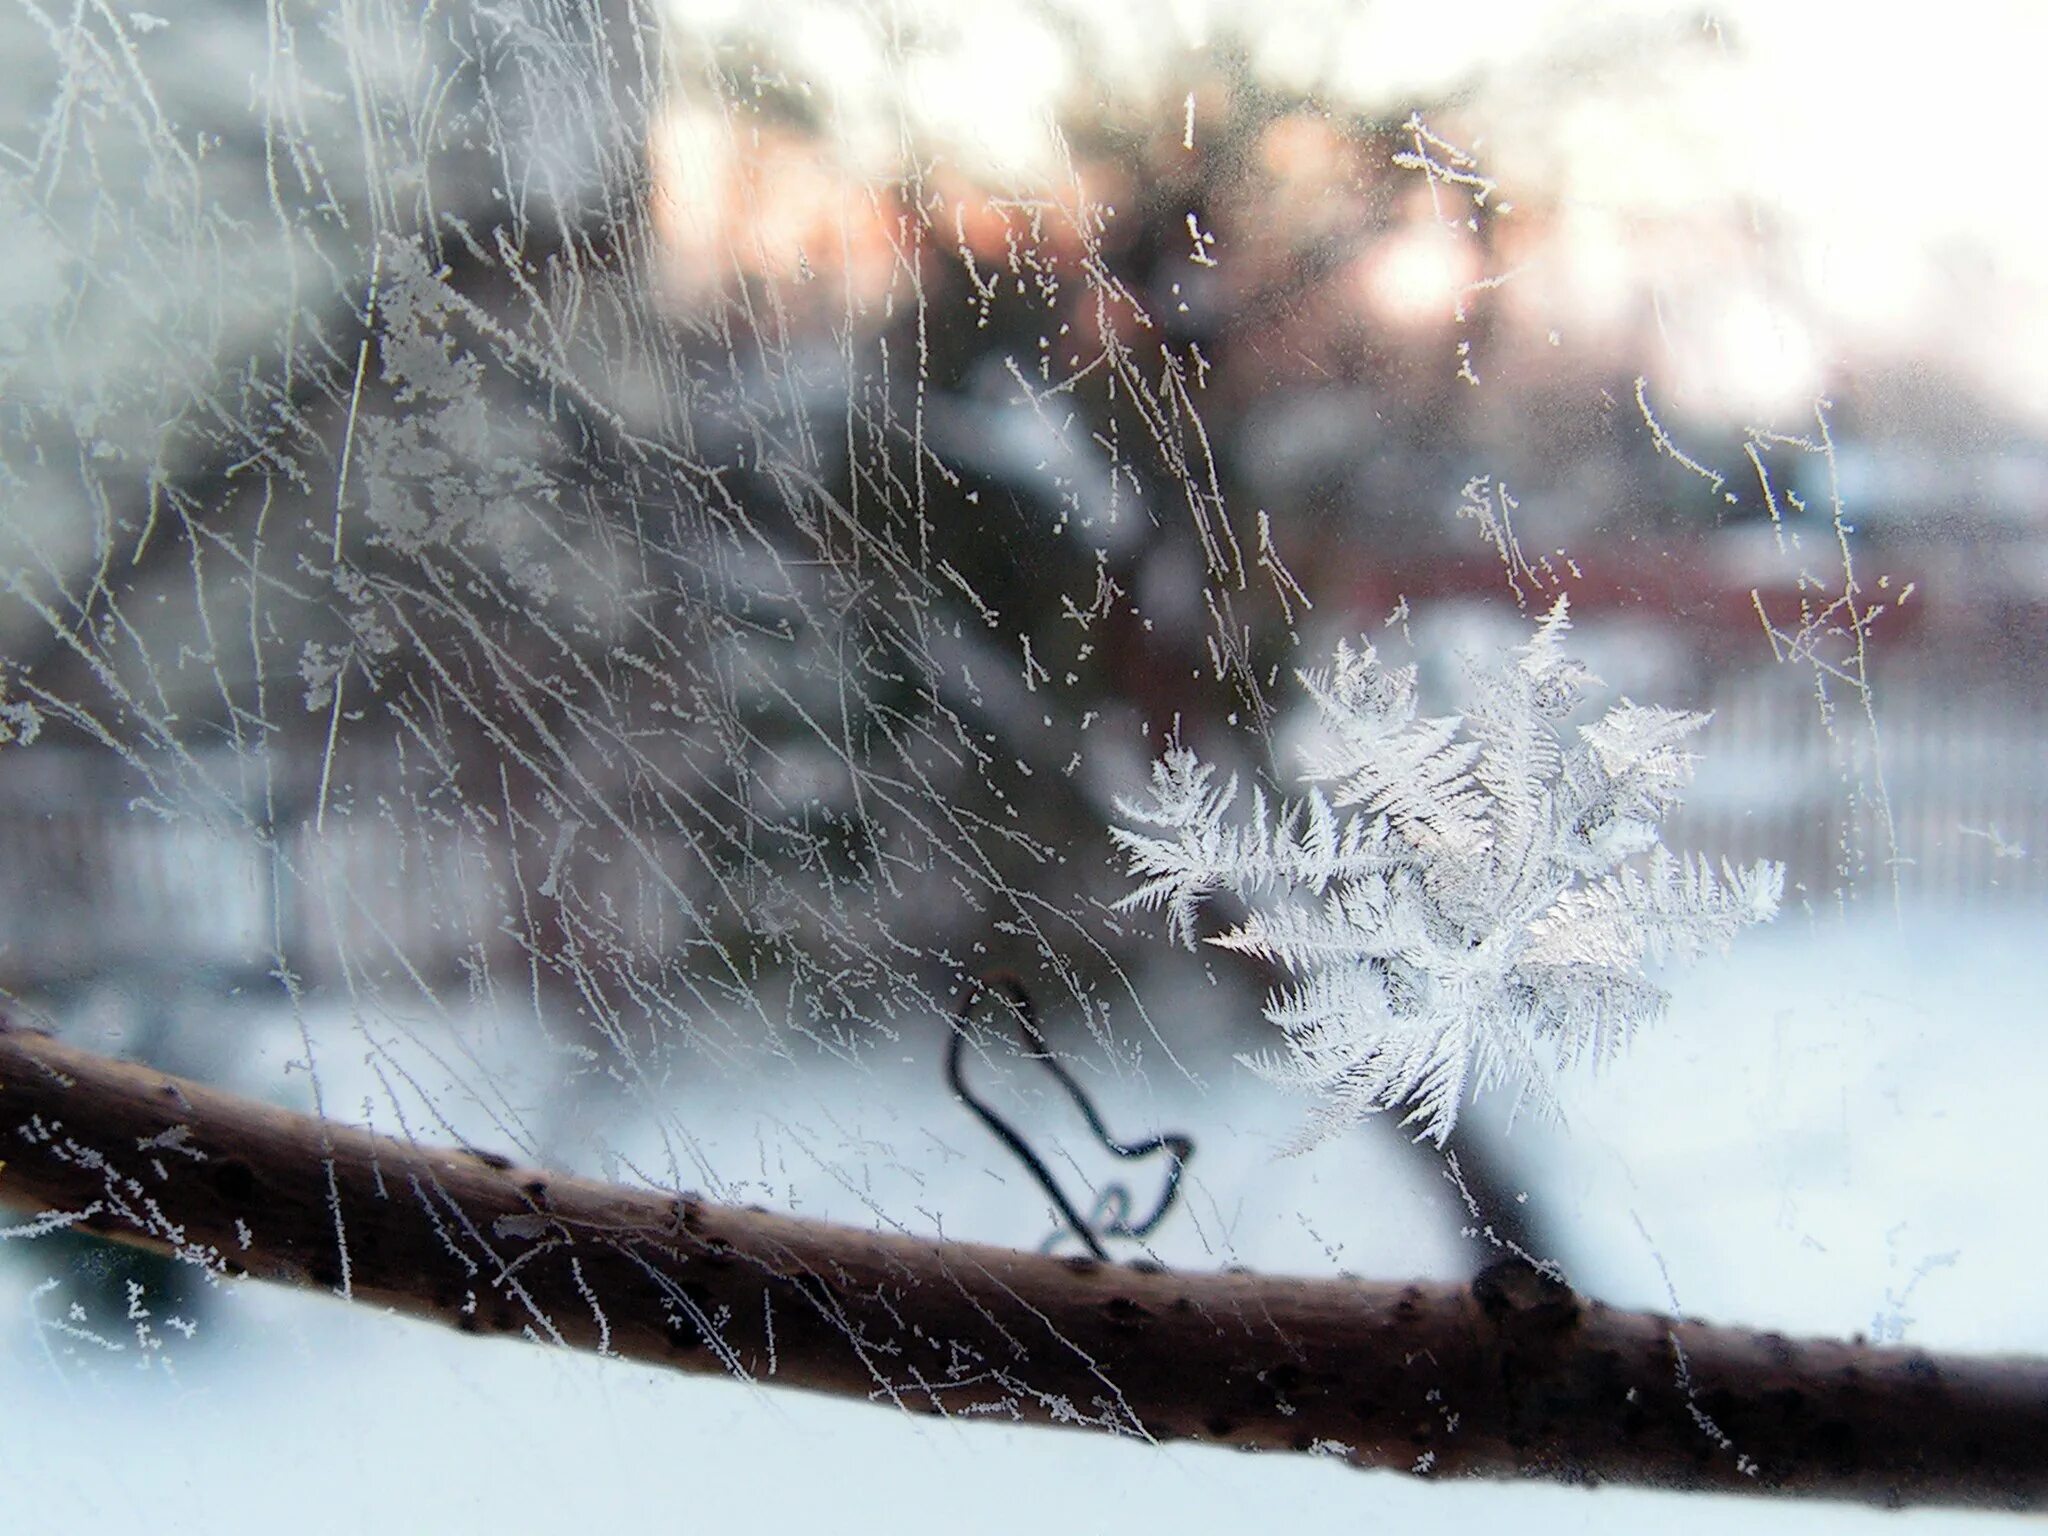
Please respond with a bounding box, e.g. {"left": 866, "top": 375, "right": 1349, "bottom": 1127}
{"left": 0, "top": 1020, "right": 2040, "bottom": 1511}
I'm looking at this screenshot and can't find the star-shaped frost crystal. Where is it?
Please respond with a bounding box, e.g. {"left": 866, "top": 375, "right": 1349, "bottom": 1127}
{"left": 1112, "top": 598, "right": 1782, "bottom": 1146}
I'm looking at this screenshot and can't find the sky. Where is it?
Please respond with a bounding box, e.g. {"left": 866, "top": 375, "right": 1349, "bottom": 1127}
{"left": 654, "top": 0, "right": 2048, "bottom": 429}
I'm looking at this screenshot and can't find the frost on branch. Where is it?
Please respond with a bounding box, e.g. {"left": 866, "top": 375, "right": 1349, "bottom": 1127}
{"left": 1111, "top": 598, "right": 1783, "bottom": 1146}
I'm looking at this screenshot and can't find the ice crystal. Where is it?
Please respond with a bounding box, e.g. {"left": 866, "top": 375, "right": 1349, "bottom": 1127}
{"left": 1112, "top": 598, "right": 1783, "bottom": 1145}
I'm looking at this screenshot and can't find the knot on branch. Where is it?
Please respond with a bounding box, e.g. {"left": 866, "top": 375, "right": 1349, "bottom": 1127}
{"left": 1471, "top": 1258, "right": 1581, "bottom": 1348}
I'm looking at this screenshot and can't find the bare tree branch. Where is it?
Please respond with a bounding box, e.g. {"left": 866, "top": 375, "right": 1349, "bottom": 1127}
{"left": 0, "top": 1020, "right": 2040, "bottom": 1510}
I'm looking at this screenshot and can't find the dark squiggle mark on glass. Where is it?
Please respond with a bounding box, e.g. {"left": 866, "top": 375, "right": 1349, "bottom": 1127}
{"left": 946, "top": 972, "right": 1193, "bottom": 1262}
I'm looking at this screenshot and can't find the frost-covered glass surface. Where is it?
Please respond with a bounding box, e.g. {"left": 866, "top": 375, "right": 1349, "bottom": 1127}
{"left": 1, "top": 0, "right": 2043, "bottom": 1530}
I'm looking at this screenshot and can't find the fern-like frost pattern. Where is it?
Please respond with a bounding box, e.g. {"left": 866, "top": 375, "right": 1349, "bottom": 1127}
{"left": 1112, "top": 597, "right": 1783, "bottom": 1146}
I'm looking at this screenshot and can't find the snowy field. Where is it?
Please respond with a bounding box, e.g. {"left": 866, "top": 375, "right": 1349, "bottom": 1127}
{"left": 3, "top": 896, "right": 2042, "bottom": 1534}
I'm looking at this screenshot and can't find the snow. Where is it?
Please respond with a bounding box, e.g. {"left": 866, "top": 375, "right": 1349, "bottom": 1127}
{"left": 2, "top": 898, "right": 2042, "bottom": 1533}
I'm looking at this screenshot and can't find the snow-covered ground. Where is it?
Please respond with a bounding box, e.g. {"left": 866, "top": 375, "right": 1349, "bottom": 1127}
{"left": 2, "top": 896, "right": 2041, "bottom": 1533}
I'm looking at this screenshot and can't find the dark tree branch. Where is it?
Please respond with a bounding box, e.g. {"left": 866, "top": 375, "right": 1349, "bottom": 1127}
{"left": 0, "top": 1021, "right": 2040, "bottom": 1510}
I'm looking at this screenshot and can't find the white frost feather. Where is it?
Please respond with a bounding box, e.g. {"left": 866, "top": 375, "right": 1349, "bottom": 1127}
{"left": 1111, "top": 597, "right": 1783, "bottom": 1146}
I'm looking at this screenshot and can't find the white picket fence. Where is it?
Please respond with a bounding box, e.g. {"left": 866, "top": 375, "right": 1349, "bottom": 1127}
{"left": 1673, "top": 665, "right": 2044, "bottom": 904}
{"left": 0, "top": 751, "right": 274, "bottom": 986}
{"left": 0, "top": 669, "right": 2037, "bottom": 989}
